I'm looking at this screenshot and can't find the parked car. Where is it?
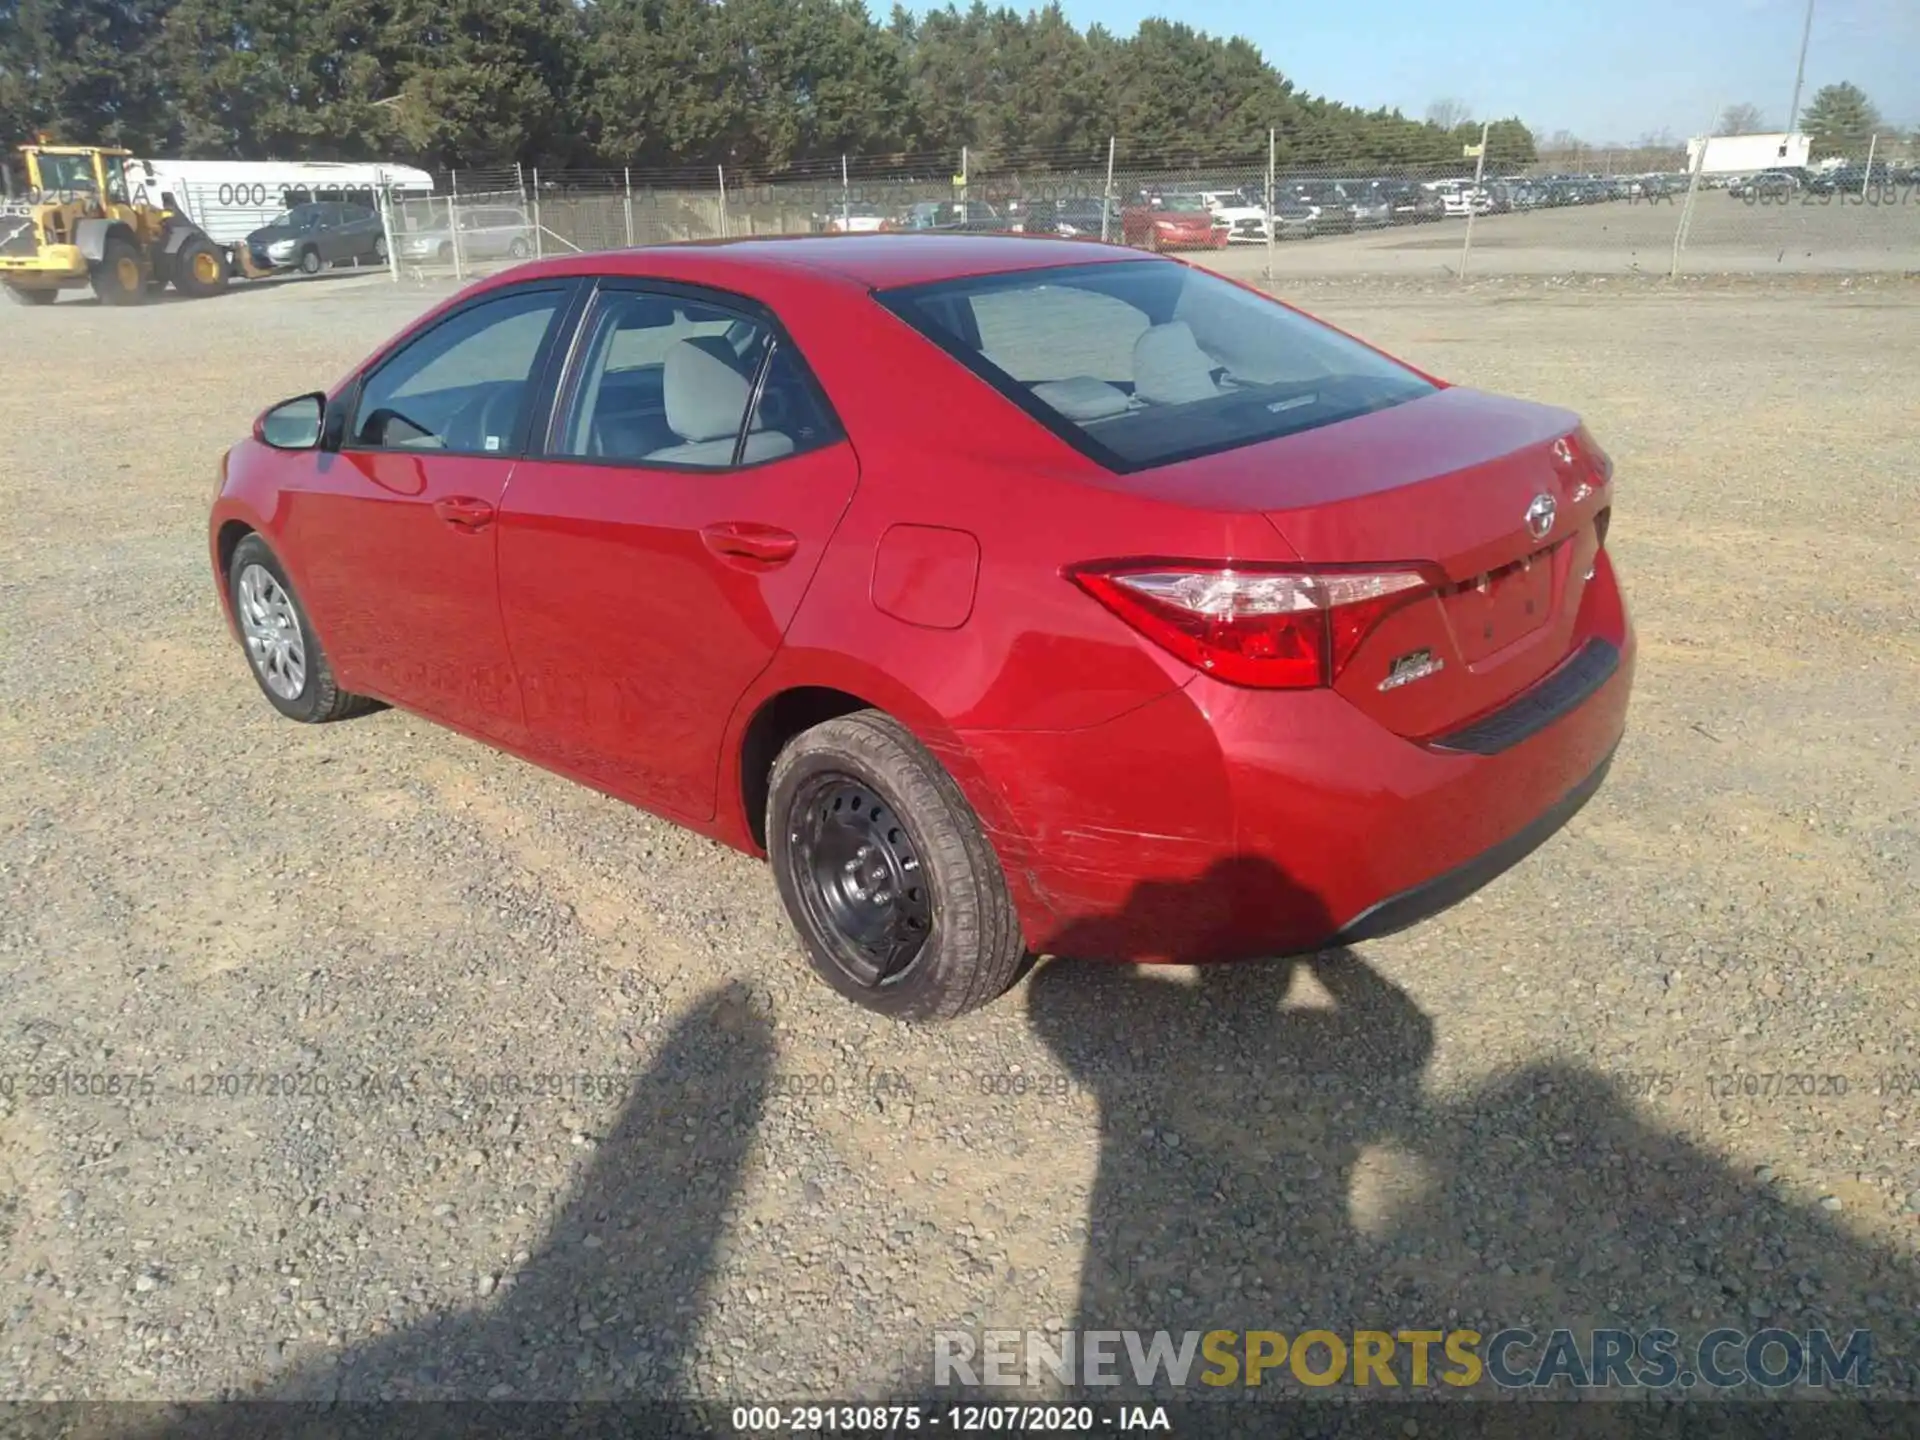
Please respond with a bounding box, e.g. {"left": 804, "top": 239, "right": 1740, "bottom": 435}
{"left": 1440, "top": 186, "right": 1494, "bottom": 217}
{"left": 1037, "top": 199, "right": 1123, "bottom": 239}
{"left": 1380, "top": 183, "right": 1446, "bottom": 223}
{"left": 1345, "top": 182, "right": 1395, "bottom": 228}
{"left": 1727, "top": 169, "right": 1805, "bottom": 200}
{"left": 893, "top": 200, "right": 1007, "bottom": 233}
{"left": 1215, "top": 196, "right": 1318, "bottom": 243}
{"left": 245, "top": 200, "right": 386, "bottom": 275}
{"left": 1805, "top": 163, "right": 1899, "bottom": 196}
{"left": 211, "top": 234, "right": 1633, "bottom": 1020}
{"left": 1120, "top": 194, "right": 1228, "bottom": 250}
{"left": 399, "top": 206, "right": 535, "bottom": 265}
{"left": 823, "top": 203, "right": 890, "bottom": 234}
{"left": 1290, "top": 182, "right": 1360, "bottom": 231}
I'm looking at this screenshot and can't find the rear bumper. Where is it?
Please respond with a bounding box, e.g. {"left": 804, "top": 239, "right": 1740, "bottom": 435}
{"left": 960, "top": 584, "right": 1634, "bottom": 962}
{"left": 1333, "top": 742, "right": 1614, "bottom": 945}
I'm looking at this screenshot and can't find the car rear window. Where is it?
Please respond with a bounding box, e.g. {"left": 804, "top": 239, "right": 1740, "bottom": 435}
{"left": 876, "top": 260, "right": 1436, "bottom": 472}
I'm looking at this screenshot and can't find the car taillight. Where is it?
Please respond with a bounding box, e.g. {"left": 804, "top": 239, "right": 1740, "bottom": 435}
{"left": 1067, "top": 562, "right": 1433, "bottom": 689}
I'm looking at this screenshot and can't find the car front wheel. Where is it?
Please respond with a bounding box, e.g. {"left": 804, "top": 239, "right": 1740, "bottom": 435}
{"left": 768, "top": 711, "right": 1025, "bottom": 1021}
{"left": 227, "top": 535, "right": 372, "bottom": 723}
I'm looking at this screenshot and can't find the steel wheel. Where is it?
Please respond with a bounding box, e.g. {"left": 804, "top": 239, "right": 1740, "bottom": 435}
{"left": 235, "top": 562, "right": 306, "bottom": 700}
{"left": 786, "top": 774, "right": 932, "bottom": 990}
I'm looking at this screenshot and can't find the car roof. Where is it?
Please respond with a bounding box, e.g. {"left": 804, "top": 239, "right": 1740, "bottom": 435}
{"left": 492, "top": 233, "right": 1146, "bottom": 292}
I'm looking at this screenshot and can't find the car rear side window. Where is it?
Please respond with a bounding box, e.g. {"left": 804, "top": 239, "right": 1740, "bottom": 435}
{"left": 877, "top": 260, "right": 1435, "bottom": 472}
{"left": 553, "top": 288, "right": 839, "bottom": 470}
{"left": 348, "top": 287, "right": 568, "bottom": 455}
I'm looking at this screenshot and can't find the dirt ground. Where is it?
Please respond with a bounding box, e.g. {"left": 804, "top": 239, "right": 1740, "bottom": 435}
{"left": 0, "top": 268, "right": 1916, "bottom": 1416}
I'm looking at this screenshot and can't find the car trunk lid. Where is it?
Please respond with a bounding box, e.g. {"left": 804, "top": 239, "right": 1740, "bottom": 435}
{"left": 1138, "top": 386, "right": 1614, "bottom": 739}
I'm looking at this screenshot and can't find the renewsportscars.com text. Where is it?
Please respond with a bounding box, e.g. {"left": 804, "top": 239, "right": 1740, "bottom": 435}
{"left": 933, "top": 1326, "right": 1873, "bottom": 1391}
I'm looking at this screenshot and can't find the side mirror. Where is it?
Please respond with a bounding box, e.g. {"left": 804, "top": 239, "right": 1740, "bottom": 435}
{"left": 255, "top": 392, "right": 325, "bottom": 450}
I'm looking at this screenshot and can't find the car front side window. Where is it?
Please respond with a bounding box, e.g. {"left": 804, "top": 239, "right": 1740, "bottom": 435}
{"left": 348, "top": 287, "right": 569, "bottom": 455}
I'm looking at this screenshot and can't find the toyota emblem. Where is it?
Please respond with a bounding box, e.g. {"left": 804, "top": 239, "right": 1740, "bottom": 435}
{"left": 1525, "top": 493, "right": 1557, "bottom": 540}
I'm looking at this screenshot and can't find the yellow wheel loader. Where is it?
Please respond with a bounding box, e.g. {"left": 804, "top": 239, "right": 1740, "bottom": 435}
{"left": 1, "top": 141, "right": 232, "bottom": 306}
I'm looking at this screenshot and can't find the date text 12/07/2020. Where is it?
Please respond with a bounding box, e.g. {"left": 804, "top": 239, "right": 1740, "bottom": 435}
{"left": 729, "top": 1405, "right": 1168, "bottom": 1434}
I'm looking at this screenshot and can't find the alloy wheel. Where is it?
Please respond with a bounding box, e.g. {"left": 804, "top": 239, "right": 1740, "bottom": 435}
{"left": 235, "top": 563, "right": 306, "bottom": 700}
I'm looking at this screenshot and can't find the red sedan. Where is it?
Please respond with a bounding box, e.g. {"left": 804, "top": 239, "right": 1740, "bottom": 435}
{"left": 1120, "top": 195, "right": 1229, "bottom": 251}
{"left": 210, "top": 235, "right": 1633, "bottom": 1019}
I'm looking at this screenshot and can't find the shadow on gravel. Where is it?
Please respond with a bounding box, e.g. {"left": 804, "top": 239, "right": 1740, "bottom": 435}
{"left": 123, "top": 981, "right": 772, "bottom": 1437}
{"left": 113, "top": 861, "right": 1919, "bottom": 1440}
{"left": 913, "top": 857, "right": 1919, "bottom": 1435}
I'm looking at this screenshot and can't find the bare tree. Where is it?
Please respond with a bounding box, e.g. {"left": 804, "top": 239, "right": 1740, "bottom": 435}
{"left": 1717, "top": 103, "right": 1766, "bottom": 135}
{"left": 1426, "top": 98, "right": 1472, "bottom": 131}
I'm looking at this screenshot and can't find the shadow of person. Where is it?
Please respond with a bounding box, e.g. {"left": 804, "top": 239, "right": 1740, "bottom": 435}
{"left": 1004, "top": 856, "right": 1920, "bottom": 1425}
{"left": 1028, "top": 856, "right": 1436, "bottom": 1349}
{"left": 130, "top": 982, "right": 775, "bottom": 1439}
{"left": 1404, "top": 1061, "right": 1920, "bottom": 1402}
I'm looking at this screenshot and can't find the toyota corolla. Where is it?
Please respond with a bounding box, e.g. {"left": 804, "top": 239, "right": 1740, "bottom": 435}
{"left": 209, "top": 235, "right": 1633, "bottom": 1019}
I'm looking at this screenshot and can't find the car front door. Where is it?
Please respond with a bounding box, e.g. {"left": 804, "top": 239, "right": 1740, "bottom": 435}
{"left": 306, "top": 203, "right": 344, "bottom": 264}
{"left": 495, "top": 282, "right": 859, "bottom": 821}
{"left": 279, "top": 280, "right": 581, "bottom": 743}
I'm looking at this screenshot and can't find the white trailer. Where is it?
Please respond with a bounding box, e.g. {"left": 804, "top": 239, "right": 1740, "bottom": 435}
{"left": 123, "top": 159, "right": 435, "bottom": 244}
{"left": 1684, "top": 133, "right": 1811, "bottom": 176}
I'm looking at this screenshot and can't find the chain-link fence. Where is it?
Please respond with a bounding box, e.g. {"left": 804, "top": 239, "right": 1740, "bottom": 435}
{"left": 358, "top": 131, "right": 1920, "bottom": 287}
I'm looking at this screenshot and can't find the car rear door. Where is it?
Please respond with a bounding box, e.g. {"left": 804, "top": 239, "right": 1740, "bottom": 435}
{"left": 495, "top": 280, "right": 859, "bottom": 821}
{"left": 280, "top": 279, "right": 584, "bottom": 742}
{"left": 340, "top": 202, "right": 381, "bottom": 260}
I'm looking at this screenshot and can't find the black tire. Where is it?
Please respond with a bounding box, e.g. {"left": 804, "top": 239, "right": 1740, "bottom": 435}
{"left": 172, "top": 234, "right": 229, "bottom": 298}
{"left": 90, "top": 237, "right": 146, "bottom": 305}
{"left": 227, "top": 534, "right": 373, "bottom": 724}
{"left": 372, "top": 234, "right": 388, "bottom": 263}
{"left": 508, "top": 236, "right": 530, "bottom": 258}
{"left": 436, "top": 242, "right": 453, "bottom": 264}
{"left": 4, "top": 285, "right": 55, "bottom": 306}
{"left": 768, "top": 711, "right": 1025, "bottom": 1021}
{"left": 298, "top": 245, "right": 323, "bottom": 276}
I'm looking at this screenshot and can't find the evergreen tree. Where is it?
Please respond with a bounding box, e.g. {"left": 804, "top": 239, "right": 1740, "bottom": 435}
{"left": 1799, "top": 82, "right": 1881, "bottom": 160}
{"left": 0, "top": 0, "right": 175, "bottom": 150}
{"left": 3, "top": 0, "right": 1541, "bottom": 176}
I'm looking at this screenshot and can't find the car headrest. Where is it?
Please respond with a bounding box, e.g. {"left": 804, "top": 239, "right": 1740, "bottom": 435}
{"left": 663, "top": 337, "right": 752, "bottom": 443}
{"left": 1132, "top": 321, "right": 1223, "bottom": 406}
{"left": 1033, "top": 376, "right": 1131, "bottom": 422}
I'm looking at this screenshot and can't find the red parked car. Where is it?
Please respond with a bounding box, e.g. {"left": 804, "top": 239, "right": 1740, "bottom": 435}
{"left": 1120, "top": 195, "right": 1229, "bottom": 251}
{"left": 211, "top": 235, "right": 1633, "bottom": 1020}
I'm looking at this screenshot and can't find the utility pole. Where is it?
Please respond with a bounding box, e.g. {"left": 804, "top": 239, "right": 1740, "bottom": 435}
{"left": 1101, "top": 137, "right": 1115, "bottom": 243}
{"left": 1459, "top": 120, "right": 1490, "bottom": 281}
{"left": 1785, "top": 0, "right": 1816, "bottom": 134}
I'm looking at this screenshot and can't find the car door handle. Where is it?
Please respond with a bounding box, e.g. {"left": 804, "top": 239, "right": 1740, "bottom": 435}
{"left": 434, "top": 496, "right": 495, "bottom": 531}
{"left": 700, "top": 522, "right": 798, "bottom": 565}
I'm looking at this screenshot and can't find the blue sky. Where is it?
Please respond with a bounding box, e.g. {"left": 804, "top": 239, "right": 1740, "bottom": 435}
{"left": 891, "top": 0, "right": 1917, "bottom": 141}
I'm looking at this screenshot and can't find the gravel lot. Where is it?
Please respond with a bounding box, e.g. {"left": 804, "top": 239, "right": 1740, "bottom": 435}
{"left": 0, "top": 268, "right": 1916, "bottom": 1421}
